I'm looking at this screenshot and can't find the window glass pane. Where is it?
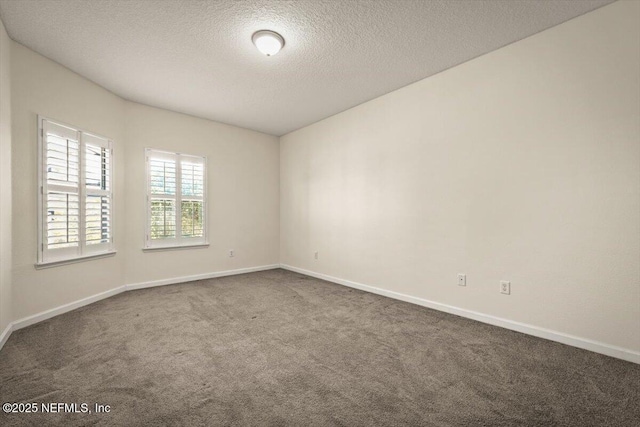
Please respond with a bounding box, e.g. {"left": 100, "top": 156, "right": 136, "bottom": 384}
{"left": 86, "top": 144, "right": 110, "bottom": 190}
{"left": 46, "top": 192, "right": 79, "bottom": 249}
{"left": 150, "top": 158, "right": 176, "bottom": 195}
{"left": 181, "top": 200, "right": 204, "bottom": 238}
{"left": 181, "top": 161, "right": 204, "bottom": 197}
{"left": 150, "top": 199, "right": 176, "bottom": 239}
{"left": 86, "top": 195, "right": 111, "bottom": 245}
{"left": 46, "top": 134, "right": 79, "bottom": 187}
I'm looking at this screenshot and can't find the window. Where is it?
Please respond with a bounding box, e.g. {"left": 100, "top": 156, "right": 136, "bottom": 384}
{"left": 145, "top": 149, "right": 207, "bottom": 249}
{"left": 38, "top": 117, "right": 114, "bottom": 265}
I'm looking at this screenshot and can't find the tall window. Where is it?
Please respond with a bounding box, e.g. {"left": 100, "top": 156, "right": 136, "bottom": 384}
{"left": 38, "top": 117, "right": 114, "bottom": 265}
{"left": 145, "top": 149, "right": 207, "bottom": 249}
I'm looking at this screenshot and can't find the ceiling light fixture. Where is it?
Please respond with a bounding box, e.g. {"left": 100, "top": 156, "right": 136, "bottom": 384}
{"left": 252, "top": 30, "right": 284, "bottom": 56}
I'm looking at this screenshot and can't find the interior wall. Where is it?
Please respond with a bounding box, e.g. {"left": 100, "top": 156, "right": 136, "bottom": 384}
{"left": 280, "top": 1, "right": 640, "bottom": 353}
{"left": 8, "top": 40, "right": 280, "bottom": 321}
{"left": 0, "top": 18, "right": 12, "bottom": 334}
{"left": 123, "top": 102, "right": 280, "bottom": 285}
{"left": 2, "top": 0, "right": 637, "bottom": 360}
{"left": 10, "top": 42, "right": 127, "bottom": 320}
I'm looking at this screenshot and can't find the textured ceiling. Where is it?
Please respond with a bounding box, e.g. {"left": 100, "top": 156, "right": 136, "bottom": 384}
{"left": 0, "top": 0, "right": 614, "bottom": 136}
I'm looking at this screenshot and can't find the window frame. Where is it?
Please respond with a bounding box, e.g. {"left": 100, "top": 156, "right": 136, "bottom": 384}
{"left": 144, "top": 148, "right": 208, "bottom": 251}
{"left": 37, "top": 115, "right": 116, "bottom": 267}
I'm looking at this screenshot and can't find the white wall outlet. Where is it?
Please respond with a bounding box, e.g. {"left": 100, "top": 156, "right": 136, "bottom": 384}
{"left": 229, "top": 249, "right": 234, "bottom": 258}
{"left": 314, "top": 251, "right": 318, "bottom": 260}
{"left": 500, "top": 280, "right": 510, "bottom": 295}
{"left": 457, "top": 273, "right": 466, "bottom": 286}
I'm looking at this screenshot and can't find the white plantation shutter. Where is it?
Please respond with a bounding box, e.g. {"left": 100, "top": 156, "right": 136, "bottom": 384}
{"left": 42, "top": 121, "right": 81, "bottom": 260}
{"left": 149, "top": 154, "right": 177, "bottom": 240}
{"left": 38, "top": 117, "right": 114, "bottom": 264}
{"left": 181, "top": 160, "right": 204, "bottom": 238}
{"left": 83, "top": 133, "right": 112, "bottom": 252}
{"left": 145, "top": 149, "right": 206, "bottom": 248}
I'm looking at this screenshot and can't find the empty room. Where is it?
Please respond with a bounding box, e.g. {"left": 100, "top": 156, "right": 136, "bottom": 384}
{"left": 0, "top": 0, "right": 638, "bottom": 425}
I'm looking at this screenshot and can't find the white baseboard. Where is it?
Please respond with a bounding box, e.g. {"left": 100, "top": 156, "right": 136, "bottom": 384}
{"left": 0, "top": 264, "right": 280, "bottom": 353}
{"left": 12, "top": 285, "right": 127, "bottom": 331}
{"left": 3, "top": 263, "right": 637, "bottom": 364}
{"left": 125, "top": 264, "right": 281, "bottom": 291}
{"left": 0, "top": 323, "right": 12, "bottom": 351}
{"left": 280, "top": 264, "right": 640, "bottom": 364}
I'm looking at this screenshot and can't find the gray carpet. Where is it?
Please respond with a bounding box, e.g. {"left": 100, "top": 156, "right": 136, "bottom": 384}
{"left": 0, "top": 269, "right": 638, "bottom": 426}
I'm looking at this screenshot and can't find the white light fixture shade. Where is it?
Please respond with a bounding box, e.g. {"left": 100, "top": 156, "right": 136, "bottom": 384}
{"left": 252, "top": 30, "right": 284, "bottom": 56}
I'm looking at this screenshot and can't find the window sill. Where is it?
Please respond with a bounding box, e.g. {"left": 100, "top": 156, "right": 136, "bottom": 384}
{"left": 142, "top": 243, "right": 210, "bottom": 252}
{"left": 35, "top": 251, "right": 117, "bottom": 269}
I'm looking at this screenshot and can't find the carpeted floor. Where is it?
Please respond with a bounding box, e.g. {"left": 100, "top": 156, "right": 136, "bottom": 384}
{"left": 0, "top": 269, "right": 638, "bottom": 426}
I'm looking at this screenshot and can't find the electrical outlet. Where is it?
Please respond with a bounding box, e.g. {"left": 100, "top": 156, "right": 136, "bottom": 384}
{"left": 229, "top": 250, "right": 234, "bottom": 258}
{"left": 457, "top": 274, "right": 466, "bottom": 286}
{"left": 500, "top": 281, "right": 510, "bottom": 295}
{"left": 314, "top": 251, "right": 318, "bottom": 260}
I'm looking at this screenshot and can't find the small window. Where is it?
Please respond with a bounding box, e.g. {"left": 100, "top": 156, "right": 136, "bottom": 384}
{"left": 145, "top": 148, "right": 207, "bottom": 249}
{"left": 38, "top": 117, "right": 114, "bottom": 265}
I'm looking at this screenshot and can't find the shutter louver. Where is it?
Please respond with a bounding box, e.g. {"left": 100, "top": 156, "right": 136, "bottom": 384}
{"left": 46, "top": 192, "right": 80, "bottom": 249}
{"left": 181, "top": 162, "right": 204, "bottom": 197}
{"left": 85, "top": 144, "right": 110, "bottom": 191}
{"left": 181, "top": 161, "right": 204, "bottom": 238}
{"left": 86, "top": 195, "right": 111, "bottom": 245}
{"left": 151, "top": 199, "right": 176, "bottom": 239}
{"left": 181, "top": 200, "right": 203, "bottom": 238}
{"left": 150, "top": 158, "right": 176, "bottom": 196}
{"left": 46, "top": 133, "right": 79, "bottom": 187}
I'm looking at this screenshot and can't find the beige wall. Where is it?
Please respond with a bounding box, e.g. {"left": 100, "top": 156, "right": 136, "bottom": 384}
{"left": 123, "top": 102, "right": 280, "bottom": 284}
{"left": 11, "top": 42, "right": 127, "bottom": 319}
{"left": 280, "top": 1, "right": 640, "bottom": 353}
{"left": 8, "top": 38, "right": 280, "bottom": 322}
{"left": 0, "top": 19, "right": 12, "bottom": 333}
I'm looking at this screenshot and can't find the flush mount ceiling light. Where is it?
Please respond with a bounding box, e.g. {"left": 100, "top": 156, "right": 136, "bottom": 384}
{"left": 252, "top": 30, "right": 284, "bottom": 56}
